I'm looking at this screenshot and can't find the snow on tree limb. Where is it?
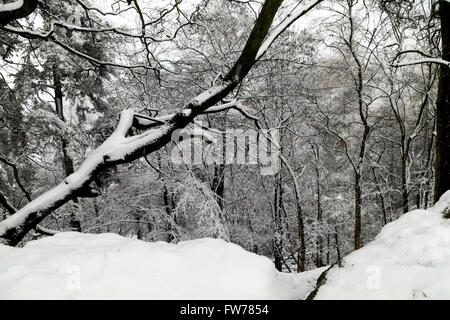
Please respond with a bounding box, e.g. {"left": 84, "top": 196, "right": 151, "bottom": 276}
{"left": 393, "top": 58, "right": 450, "bottom": 68}
{"left": 256, "top": 0, "right": 324, "bottom": 60}
{"left": 35, "top": 225, "right": 59, "bottom": 236}
{"left": 1, "top": 0, "right": 315, "bottom": 246}
{"left": 0, "top": 0, "right": 37, "bottom": 26}
{"left": 201, "top": 99, "right": 307, "bottom": 271}
{"left": 0, "top": 0, "right": 25, "bottom": 12}
{"left": 392, "top": 50, "right": 450, "bottom": 68}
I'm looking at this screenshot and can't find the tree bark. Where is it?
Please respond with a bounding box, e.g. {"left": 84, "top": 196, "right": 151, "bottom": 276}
{"left": 435, "top": 0, "right": 450, "bottom": 202}
{"left": 400, "top": 151, "right": 409, "bottom": 214}
{"left": 53, "top": 65, "right": 81, "bottom": 232}
{"left": 211, "top": 116, "right": 226, "bottom": 210}
{"left": 273, "top": 172, "right": 284, "bottom": 272}
{"left": 354, "top": 172, "right": 362, "bottom": 250}
{"left": 0, "top": 0, "right": 289, "bottom": 246}
{"left": 334, "top": 227, "right": 341, "bottom": 263}
{"left": 0, "top": 192, "right": 16, "bottom": 215}
{"left": 372, "top": 167, "right": 388, "bottom": 225}
{"left": 315, "top": 163, "right": 323, "bottom": 267}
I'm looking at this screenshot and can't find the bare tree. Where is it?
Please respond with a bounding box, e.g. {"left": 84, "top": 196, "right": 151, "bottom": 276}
{"left": 0, "top": 0, "right": 323, "bottom": 246}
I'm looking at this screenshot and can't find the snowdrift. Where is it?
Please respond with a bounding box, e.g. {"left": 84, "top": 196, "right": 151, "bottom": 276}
{"left": 2, "top": 192, "right": 449, "bottom": 300}
{"left": 0, "top": 234, "right": 321, "bottom": 299}
{"left": 314, "top": 191, "right": 450, "bottom": 299}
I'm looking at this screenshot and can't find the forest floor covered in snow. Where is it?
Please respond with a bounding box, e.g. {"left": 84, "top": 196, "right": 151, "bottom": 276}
{"left": 1, "top": 191, "right": 449, "bottom": 300}
{"left": 0, "top": 234, "right": 324, "bottom": 299}
{"left": 312, "top": 191, "right": 450, "bottom": 299}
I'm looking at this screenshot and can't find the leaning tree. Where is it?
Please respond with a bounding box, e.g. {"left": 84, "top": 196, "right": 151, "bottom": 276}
{"left": 0, "top": 0, "right": 323, "bottom": 254}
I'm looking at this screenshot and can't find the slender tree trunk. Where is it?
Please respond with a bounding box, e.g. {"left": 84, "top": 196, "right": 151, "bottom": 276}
{"left": 211, "top": 163, "right": 225, "bottom": 210}
{"left": 156, "top": 153, "right": 174, "bottom": 242}
{"left": 273, "top": 172, "right": 284, "bottom": 272}
{"left": 435, "top": 0, "right": 450, "bottom": 202}
{"left": 53, "top": 65, "right": 81, "bottom": 232}
{"left": 354, "top": 172, "right": 362, "bottom": 250}
{"left": 296, "top": 194, "right": 305, "bottom": 272}
{"left": 315, "top": 164, "right": 323, "bottom": 267}
{"left": 278, "top": 153, "right": 306, "bottom": 272}
{"left": 334, "top": 227, "right": 341, "bottom": 263}
{"left": 326, "top": 234, "right": 330, "bottom": 265}
{"left": 372, "top": 167, "right": 388, "bottom": 225}
{"left": 211, "top": 116, "right": 226, "bottom": 210}
{"left": 346, "top": 0, "right": 369, "bottom": 250}
{"left": 163, "top": 185, "right": 174, "bottom": 242}
{"left": 401, "top": 151, "right": 409, "bottom": 214}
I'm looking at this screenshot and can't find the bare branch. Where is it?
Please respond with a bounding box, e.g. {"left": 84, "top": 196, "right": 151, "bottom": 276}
{"left": 0, "top": 0, "right": 38, "bottom": 26}
{"left": 256, "top": 0, "right": 324, "bottom": 60}
{"left": 392, "top": 50, "right": 450, "bottom": 68}
{"left": 0, "top": 0, "right": 295, "bottom": 246}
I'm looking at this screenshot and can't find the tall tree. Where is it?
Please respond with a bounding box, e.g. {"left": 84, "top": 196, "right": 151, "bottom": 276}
{"left": 435, "top": 0, "right": 450, "bottom": 201}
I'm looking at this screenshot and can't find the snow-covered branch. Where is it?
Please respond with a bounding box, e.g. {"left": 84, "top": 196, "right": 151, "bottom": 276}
{"left": 2, "top": 25, "right": 158, "bottom": 71}
{"left": 35, "top": 225, "right": 59, "bottom": 236}
{"left": 2, "top": 20, "right": 183, "bottom": 42}
{"left": 256, "top": 0, "right": 324, "bottom": 60}
{"left": 205, "top": 99, "right": 307, "bottom": 271}
{"left": 0, "top": 0, "right": 299, "bottom": 246}
{"left": 0, "top": 0, "right": 38, "bottom": 26}
{"left": 393, "top": 58, "right": 450, "bottom": 68}
{"left": 392, "top": 50, "right": 450, "bottom": 68}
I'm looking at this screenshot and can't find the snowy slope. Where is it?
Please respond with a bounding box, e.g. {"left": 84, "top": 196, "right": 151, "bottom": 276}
{"left": 0, "top": 234, "right": 321, "bottom": 299}
{"left": 313, "top": 191, "right": 450, "bottom": 299}
{"left": 3, "top": 192, "right": 448, "bottom": 300}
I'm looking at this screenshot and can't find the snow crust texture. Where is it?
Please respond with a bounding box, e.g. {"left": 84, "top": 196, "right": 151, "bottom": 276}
{"left": 2, "top": 192, "right": 449, "bottom": 299}
{"left": 314, "top": 191, "right": 450, "bottom": 299}
{"left": 0, "top": 234, "right": 318, "bottom": 299}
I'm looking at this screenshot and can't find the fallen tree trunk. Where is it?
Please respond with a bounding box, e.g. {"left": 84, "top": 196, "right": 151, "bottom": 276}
{"left": 0, "top": 0, "right": 323, "bottom": 246}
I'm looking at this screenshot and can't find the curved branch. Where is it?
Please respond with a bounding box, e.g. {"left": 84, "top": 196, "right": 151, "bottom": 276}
{"left": 256, "top": 0, "right": 324, "bottom": 60}
{"left": 3, "top": 25, "right": 158, "bottom": 71}
{"left": 392, "top": 50, "right": 450, "bottom": 68}
{"left": 0, "top": 0, "right": 38, "bottom": 26}
{"left": 0, "top": 0, "right": 294, "bottom": 246}
{"left": 0, "top": 155, "right": 32, "bottom": 201}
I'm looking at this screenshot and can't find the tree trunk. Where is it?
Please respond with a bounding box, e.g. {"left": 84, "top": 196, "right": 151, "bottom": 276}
{"left": 334, "top": 227, "right": 341, "bottom": 263}
{"left": 435, "top": 0, "right": 450, "bottom": 202}
{"left": 315, "top": 164, "right": 323, "bottom": 267}
{"left": 278, "top": 154, "right": 306, "bottom": 272}
{"left": 53, "top": 65, "right": 81, "bottom": 232}
{"left": 354, "top": 173, "right": 362, "bottom": 250}
{"left": 296, "top": 194, "right": 306, "bottom": 272}
{"left": 0, "top": 0, "right": 313, "bottom": 246}
{"left": 401, "top": 151, "right": 409, "bottom": 214}
{"left": 326, "top": 234, "right": 330, "bottom": 265}
{"left": 163, "top": 184, "right": 174, "bottom": 242}
{"left": 211, "top": 119, "right": 226, "bottom": 211}
{"left": 273, "top": 172, "right": 284, "bottom": 272}
{"left": 372, "top": 167, "right": 388, "bottom": 225}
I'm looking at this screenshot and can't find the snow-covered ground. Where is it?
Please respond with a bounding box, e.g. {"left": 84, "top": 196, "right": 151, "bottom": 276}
{"left": 1, "top": 192, "right": 449, "bottom": 300}
{"left": 0, "top": 234, "right": 322, "bottom": 299}
{"left": 314, "top": 191, "right": 450, "bottom": 299}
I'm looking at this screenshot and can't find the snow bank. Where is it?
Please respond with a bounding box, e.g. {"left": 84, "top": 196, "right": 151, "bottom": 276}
{"left": 314, "top": 191, "right": 450, "bottom": 299}
{"left": 0, "top": 234, "right": 317, "bottom": 299}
